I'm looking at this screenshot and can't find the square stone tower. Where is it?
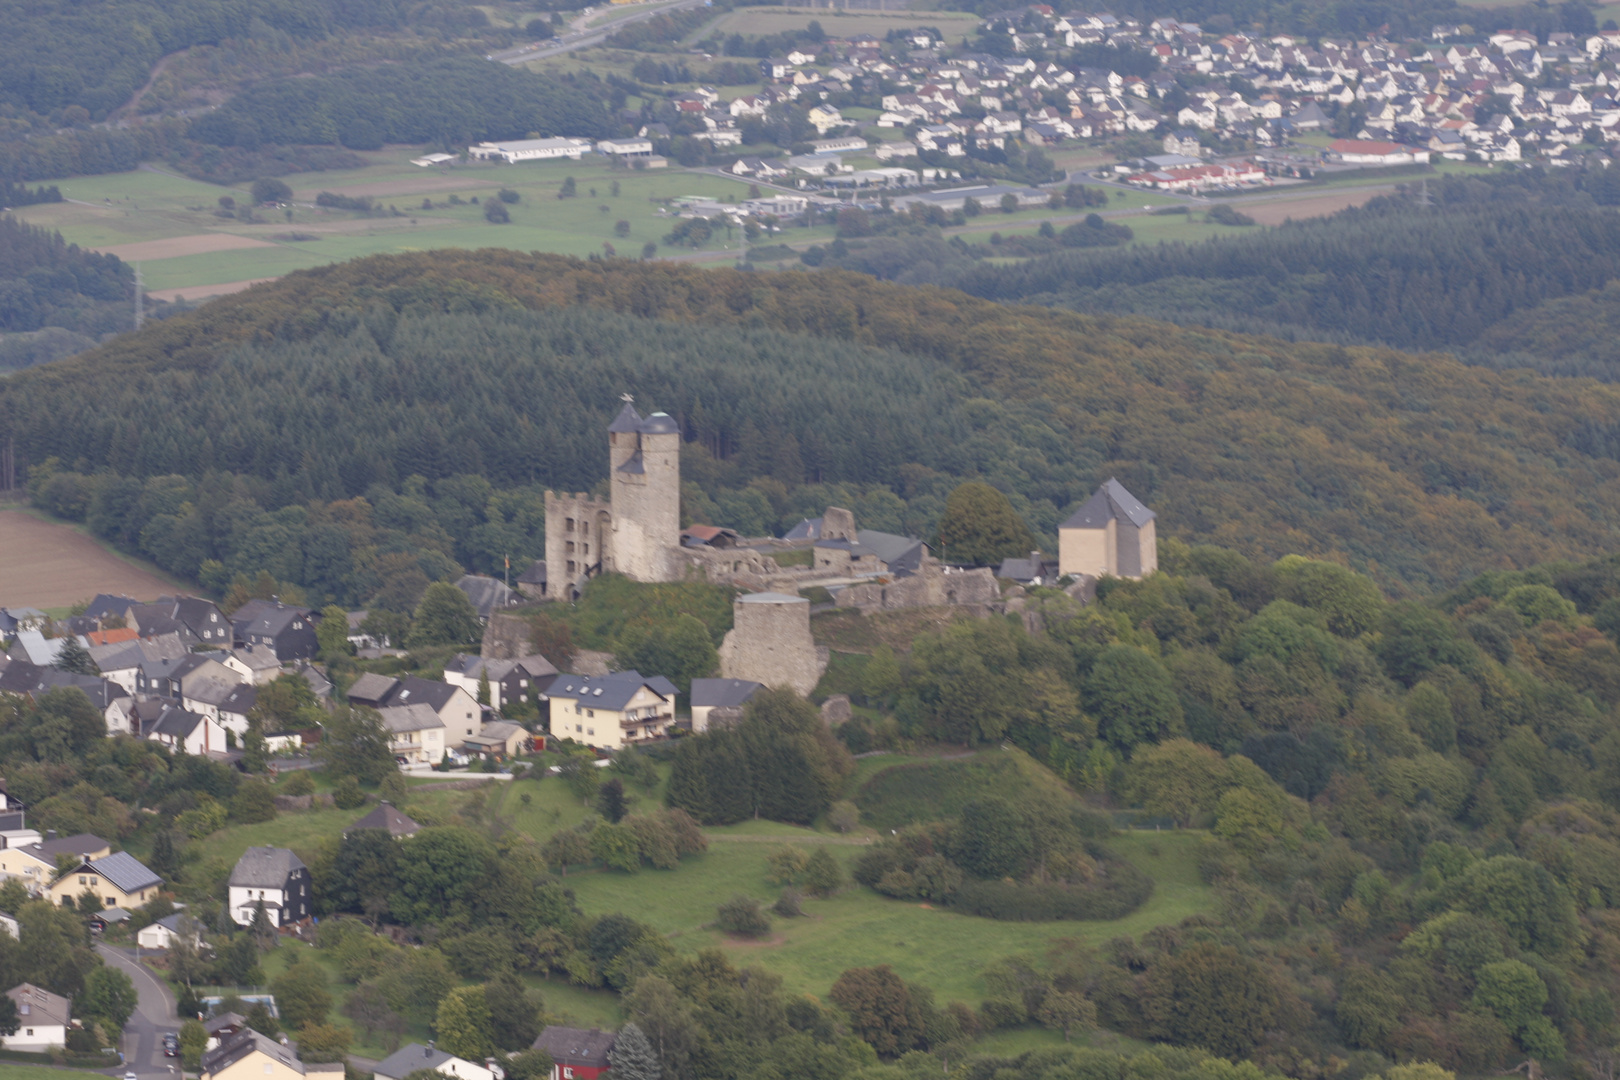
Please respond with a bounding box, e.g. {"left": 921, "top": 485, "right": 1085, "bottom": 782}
{"left": 1057, "top": 478, "right": 1158, "bottom": 580}
{"left": 607, "top": 401, "right": 682, "bottom": 583}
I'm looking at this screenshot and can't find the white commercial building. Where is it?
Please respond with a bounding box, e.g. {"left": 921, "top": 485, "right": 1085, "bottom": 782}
{"left": 469, "top": 137, "right": 592, "bottom": 162}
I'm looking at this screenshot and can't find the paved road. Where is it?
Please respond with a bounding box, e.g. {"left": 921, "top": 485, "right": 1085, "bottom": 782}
{"left": 97, "top": 944, "right": 180, "bottom": 1079}
{"left": 488, "top": 0, "right": 710, "bottom": 64}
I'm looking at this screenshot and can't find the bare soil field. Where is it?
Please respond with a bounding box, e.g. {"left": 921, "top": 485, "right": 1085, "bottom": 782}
{"left": 147, "top": 277, "right": 278, "bottom": 302}
{"left": 0, "top": 509, "right": 178, "bottom": 607}
{"left": 1240, "top": 188, "right": 1381, "bottom": 224}
{"left": 94, "top": 233, "right": 276, "bottom": 260}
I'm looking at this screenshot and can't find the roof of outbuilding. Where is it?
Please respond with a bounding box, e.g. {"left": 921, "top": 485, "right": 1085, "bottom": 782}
{"left": 228, "top": 846, "right": 307, "bottom": 888}
{"left": 346, "top": 802, "right": 422, "bottom": 839}
{"left": 689, "top": 678, "right": 763, "bottom": 709}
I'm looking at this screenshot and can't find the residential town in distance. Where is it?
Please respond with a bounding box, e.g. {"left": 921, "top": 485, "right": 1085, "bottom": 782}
{"left": 467, "top": 8, "right": 1620, "bottom": 214}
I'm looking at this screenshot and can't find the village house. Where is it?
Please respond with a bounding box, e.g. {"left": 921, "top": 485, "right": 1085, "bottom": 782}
{"left": 547, "top": 671, "right": 677, "bottom": 750}
{"left": 231, "top": 600, "right": 318, "bottom": 662}
{"left": 223, "top": 645, "right": 283, "bottom": 685}
{"left": 46, "top": 850, "right": 163, "bottom": 909}
{"left": 377, "top": 702, "right": 447, "bottom": 764}
{"left": 533, "top": 1026, "right": 618, "bottom": 1080}
{"left": 227, "top": 847, "right": 311, "bottom": 927}
{"left": 3, "top": 983, "right": 70, "bottom": 1052}
{"left": 348, "top": 673, "right": 481, "bottom": 744}
{"left": 201, "top": 1028, "right": 344, "bottom": 1080}
{"left": 374, "top": 1043, "right": 497, "bottom": 1080}
{"left": 442, "top": 653, "right": 558, "bottom": 712}
{"left": 139, "top": 700, "right": 227, "bottom": 756}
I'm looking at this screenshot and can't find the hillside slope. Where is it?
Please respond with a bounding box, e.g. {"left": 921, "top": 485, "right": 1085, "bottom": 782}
{"left": 5, "top": 250, "right": 1620, "bottom": 590}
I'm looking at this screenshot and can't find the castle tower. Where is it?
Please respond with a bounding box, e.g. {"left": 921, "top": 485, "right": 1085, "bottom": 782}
{"left": 1057, "top": 478, "right": 1157, "bottom": 580}
{"left": 608, "top": 403, "right": 681, "bottom": 583}
{"left": 718, "top": 592, "right": 827, "bottom": 696}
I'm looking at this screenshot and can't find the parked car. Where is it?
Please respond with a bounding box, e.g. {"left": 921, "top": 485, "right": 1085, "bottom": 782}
{"left": 163, "top": 1033, "right": 180, "bottom": 1056}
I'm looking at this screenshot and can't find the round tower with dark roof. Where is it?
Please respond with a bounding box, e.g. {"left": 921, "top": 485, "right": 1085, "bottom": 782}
{"left": 609, "top": 404, "right": 682, "bottom": 583}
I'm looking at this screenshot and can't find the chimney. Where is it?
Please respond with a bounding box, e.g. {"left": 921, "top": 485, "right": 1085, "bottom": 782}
{"left": 46, "top": 829, "right": 56, "bottom": 841}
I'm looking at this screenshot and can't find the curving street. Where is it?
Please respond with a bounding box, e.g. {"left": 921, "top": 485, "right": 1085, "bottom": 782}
{"left": 95, "top": 944, "right": 180, "bottom": 1079}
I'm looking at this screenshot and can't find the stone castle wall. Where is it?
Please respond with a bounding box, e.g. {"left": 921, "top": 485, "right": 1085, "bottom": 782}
{"left": 544, "top": 491, "right": 613, "bottom": 598}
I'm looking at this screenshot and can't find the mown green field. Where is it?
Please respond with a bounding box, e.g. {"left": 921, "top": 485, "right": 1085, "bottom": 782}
{"left": 14, "top": 151, "right": 762, "bottom": 294}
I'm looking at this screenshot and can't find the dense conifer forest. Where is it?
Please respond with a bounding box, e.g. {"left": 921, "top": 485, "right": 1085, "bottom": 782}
{"left": 10, "top": 252, "right": 1620, "bottom": 604}
{"left": 0, "top": 216, "right": 131, "bottom": 370}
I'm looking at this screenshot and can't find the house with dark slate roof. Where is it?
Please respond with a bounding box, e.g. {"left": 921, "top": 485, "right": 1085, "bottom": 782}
{"left": 230, "top": 601, "right": 318, "bottom": 662}
{"left": 1058, "top": 478, "right": 1158, "bottom": 581}
{"left": 532, "top": 1026, "right": 618, "bottom": 1080}
{"left": 227, "top": 847, "right": 310, "bottom": 927}
{"left": 443, "top": 653, "right": 558, "bottom": 712}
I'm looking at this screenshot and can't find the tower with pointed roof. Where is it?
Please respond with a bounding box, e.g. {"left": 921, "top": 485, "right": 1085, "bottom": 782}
{"left": 1058, "top": 478, "right": 1158, "bottom": 580}
{"left": 544, "top": 400, "right": 683, "bottom": 597}
{"left": 608, "top": 400, "right": 682, "bottom": 583}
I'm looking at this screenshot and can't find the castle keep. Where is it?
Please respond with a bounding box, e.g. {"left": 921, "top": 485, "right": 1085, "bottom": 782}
{"left": 545, "top": 401, "right": 683, "bottom": 595}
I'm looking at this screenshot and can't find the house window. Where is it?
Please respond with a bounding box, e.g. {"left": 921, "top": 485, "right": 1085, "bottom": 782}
{"left": 24, "top": 1029, "right": 31, "bottom": 1037}
{"left": 566, "top": 517, "right": 576, "bottom": 532}
{"left": 587, "top": 729, "right": 595, "bottom": 736}
{"left": 587, "top": 709, "right": 595, "bottom": 718}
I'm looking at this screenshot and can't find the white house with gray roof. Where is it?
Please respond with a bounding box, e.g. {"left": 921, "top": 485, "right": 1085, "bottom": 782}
{"left": 227, "top": 847, "right": 311, "bottom": 927}
{"left": 3, "top": 982, "right": 69, "bottom": 1051}
{"left": 373, "top": 1043, "right": 495, "bottom": 1080}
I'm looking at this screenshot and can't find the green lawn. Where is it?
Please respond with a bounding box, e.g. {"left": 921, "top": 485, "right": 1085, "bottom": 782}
{"left": 0, "top": 1067, "right": 106, "bottom": 1079}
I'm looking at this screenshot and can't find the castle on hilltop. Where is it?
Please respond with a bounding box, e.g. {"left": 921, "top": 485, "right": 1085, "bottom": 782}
{"left": 545, "top": 399, "right": 683, "bottom": 595}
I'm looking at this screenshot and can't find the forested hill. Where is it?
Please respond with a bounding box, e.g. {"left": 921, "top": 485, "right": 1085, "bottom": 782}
{"left": 945, "top": 178, "right": 1620, "bottom": 354}
{"left": 7, "top": 252, "right": 1620, "bottom": 600}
